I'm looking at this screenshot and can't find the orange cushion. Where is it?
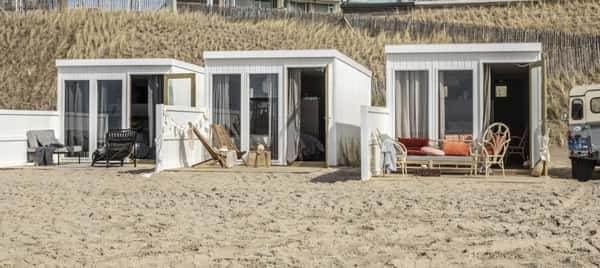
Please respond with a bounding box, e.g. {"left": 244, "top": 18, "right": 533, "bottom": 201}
{"left": 443, "top": 141, "right": 470, "bottom": 156}
{"left": 421, "top": 146, "right": 445, "bottom": 156}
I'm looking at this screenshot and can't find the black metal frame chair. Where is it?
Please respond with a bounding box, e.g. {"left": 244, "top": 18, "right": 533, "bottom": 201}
{"left": 91, "top": 129, "right": 137, "bottom": 167}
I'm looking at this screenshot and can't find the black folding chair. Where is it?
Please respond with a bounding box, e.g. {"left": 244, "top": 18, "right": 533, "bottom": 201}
{"left": 91, "top": 129, "right": 137, "bottom": 167}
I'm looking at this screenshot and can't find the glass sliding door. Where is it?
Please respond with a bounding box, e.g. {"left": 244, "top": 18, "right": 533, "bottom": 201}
{"left": 64, "top": 80, "right": 90, "bottom": 157}
{"left": 249, "top": 74, "right": 278, "bottom": 159}
{"left": 97, "top": 80, "right": 123, "bottom": 147}
{"left": 395, "top": 71, "right": 429, "bottom": 138}
{"left": 212, "top": 74, "right": 242, "bottom": 149}
{"left": 439, "top": 70, "right": 473, "bottom": 139}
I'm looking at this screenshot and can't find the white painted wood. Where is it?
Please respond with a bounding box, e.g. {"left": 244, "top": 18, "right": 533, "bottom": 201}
{"left": 204, "top": 51, "right": 373, "bottom": 167}
{"left": 155, "top": 105, "right": 208, "bottom": 172}
{"left": 360, "top": 106, "right": 392, "bottom": 180}
{"left": 57, "top": 58, "right": 204, "bottom": 73}
{"left": 56, "top": 58, "right": 207, "bottom": 163}
{"left": 0, "top": 109, "right": 60, "bottom": 166}
{"left": 204, "top": 50, "right": 372, "bottom": 77}
{"left": 385, "top": 43, "right": 542, "bottom": 141}
{"left": 530, "top": 65, "right": 543, "bottom": 166}
{"left": 374, "top": 43, "right": 543, "bottom": 178}
{"left": 386, "top": 43, "right": 542, "bottom": 54}
{"left": 333, "top": 58, "right": 371, "bottom": 166}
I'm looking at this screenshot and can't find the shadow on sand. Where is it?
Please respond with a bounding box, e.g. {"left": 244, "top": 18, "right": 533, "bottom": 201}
{"left": 118, "top": 168, "right": 155, "bottom": 175}
{"left": 310, "top": 168, "right": 361, "bottom": 183}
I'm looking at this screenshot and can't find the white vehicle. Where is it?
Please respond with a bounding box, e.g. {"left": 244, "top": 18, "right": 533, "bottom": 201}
{"left": 566, "top": 84, "right": 600, "bottom": 181}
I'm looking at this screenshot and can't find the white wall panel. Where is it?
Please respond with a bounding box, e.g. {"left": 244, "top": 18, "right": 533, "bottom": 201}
{"left": 0, "top": 110, "right": 60, "bottom": 166}
{"left": 334, "top": 58, "right": 372, "bottom": 166}
{"left": 155, "top": 105, "right": 208, "bottom": 172}
{"left": 360, "top": 106, "right": 392, "bottom": 180}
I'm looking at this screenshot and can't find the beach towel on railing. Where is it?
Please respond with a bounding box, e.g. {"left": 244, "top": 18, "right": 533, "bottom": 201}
{"left": 381, "top": 138, "right": 397, "bottom": 173}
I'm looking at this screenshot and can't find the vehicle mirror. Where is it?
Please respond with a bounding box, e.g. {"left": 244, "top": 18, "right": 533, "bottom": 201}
{"left": 561, "top": 112, "right": 569, "bottom": 121}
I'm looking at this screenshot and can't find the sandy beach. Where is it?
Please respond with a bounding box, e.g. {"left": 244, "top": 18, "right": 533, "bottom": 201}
{"left": 0, "top": 152, "right": 599, "bottom": 267}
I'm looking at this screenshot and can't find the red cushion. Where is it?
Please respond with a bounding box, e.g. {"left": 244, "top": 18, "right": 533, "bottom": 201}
{"left": 398, "top": 137, "right": 429, "bottom": 148}
{"left": 443, "top": 141, "right": 470, "bottom": 156}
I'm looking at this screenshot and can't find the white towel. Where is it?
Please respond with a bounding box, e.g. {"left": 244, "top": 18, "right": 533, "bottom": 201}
{"left": 381, "top": 138, "right": 397, "bottom": 173}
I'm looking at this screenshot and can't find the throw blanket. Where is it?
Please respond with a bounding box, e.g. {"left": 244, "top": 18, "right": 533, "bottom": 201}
{"left": 298, "top": 134, "right": 325, "bottom": 160}
{"left": 35, "top": 144, "right": 64, "bottom": 166}
{"left": 35, "top": 146, "right": 56, "bottom": 166}
{"left": 381, "top": 139, "right": 397, "bottom": 173}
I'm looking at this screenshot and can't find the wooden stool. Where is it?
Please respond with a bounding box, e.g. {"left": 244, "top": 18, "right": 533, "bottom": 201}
{"left": 247, "top": 150, "right": 271, "bottom": 167}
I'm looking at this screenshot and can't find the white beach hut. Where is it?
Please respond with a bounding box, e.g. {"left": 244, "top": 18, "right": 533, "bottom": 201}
{"left": 54, "top": 58, "right": 207, "bottom": 167}
{"left": 361, "top": 43, "right": 546, "bottom": 179}
{"left": 203, "top": 50, "right": 373, "bottom": 166}
{"left": 4, "top": 59, "right": 207, "bottom": 167}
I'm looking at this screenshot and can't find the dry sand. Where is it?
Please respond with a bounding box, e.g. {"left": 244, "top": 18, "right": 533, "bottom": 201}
{"left": 1, "top": 152, "right": 600, "bottom": 267}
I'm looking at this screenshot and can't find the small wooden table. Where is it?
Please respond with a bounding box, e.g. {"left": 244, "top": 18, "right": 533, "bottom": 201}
{"left": 247, "top": 150, "right": 271, "bottom": 167}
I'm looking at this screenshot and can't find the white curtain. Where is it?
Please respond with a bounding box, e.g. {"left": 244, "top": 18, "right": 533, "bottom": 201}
{"left": 96, "top": 80, "right": 122, "bottom": 147}
{"left": 264, "top": 74, "right": 278, "bottom": 156}
{"left": 147, "top": 76, "right": 161, "bottom": 147}
{"left": 395, "top": 71, "right": 428, "bottom": 138}
{"left": 213, "top": 74, "right": 241, "bottom": 148}
{"left": 286, "top": 70, "right": 302, "bottom": 163}
{"left": 97, "top": 82, "right": 109, "bottom": 146}
{"left": 482, "top": 65, "right": 492, "bottom": 135}
{"left": 64, "top": 80, "right": 90, "bottom": 156}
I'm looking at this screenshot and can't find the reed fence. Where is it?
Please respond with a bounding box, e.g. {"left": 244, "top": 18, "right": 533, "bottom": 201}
{"left": 1, "top": 0, "right": 166, "bottom": 11}
{"left": 180, "top": 4, "right": 600, "bottom": 75}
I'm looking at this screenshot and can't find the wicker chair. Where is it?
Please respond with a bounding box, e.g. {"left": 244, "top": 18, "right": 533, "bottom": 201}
{"left": 91, "top": 129, "right": 137, "bottom": 167}
{"left": 375, "top": 129, "right": 408, "bottom": 176}
{"left": 476, "top": 123, "right": 511, "bottom": 177}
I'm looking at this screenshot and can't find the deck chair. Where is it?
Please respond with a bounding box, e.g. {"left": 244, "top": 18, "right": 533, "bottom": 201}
{"left": 477, "top": 123, "right": 511, "bottom": 177}
{"left": 211, "top": 124, "right": 247, "bottom": 165}
{"left": 91, "top": 129, "right": 137, "bottom": 167}
{"left": 506, "top": 128, "right": 528, "bottom": 162}
{"left": 188, "top": 122, "right": 226, "bottom": 168}
{"left": 375, "top": 128, "right": 408, "bottom": 176}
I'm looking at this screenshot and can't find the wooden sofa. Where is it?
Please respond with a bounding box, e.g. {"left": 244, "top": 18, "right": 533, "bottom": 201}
{"left": 399, "top": 137, "right": 475, "bottom": 174}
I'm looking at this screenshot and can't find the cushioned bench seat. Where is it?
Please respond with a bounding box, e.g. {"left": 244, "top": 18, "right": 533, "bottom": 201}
{"left": 406, "top": 155, "right": 472, "bottom": 162}
{"left": 26, "top": 146, "right": 83, "bottom": 154}
{"left": 26, "top": 130, "right": 83, "bottom": 165}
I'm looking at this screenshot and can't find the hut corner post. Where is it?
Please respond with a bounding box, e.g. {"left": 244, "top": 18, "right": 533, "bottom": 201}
{"left": 167, "top": 0, "right": 177, "bottom": 12}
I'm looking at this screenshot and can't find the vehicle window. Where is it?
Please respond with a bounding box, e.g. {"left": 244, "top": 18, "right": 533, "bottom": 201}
{"left": 572, "top": 99, "right": 584, "bottom": 120}
{"left": 591, "top": 98, "right": 600, "bottom": 113}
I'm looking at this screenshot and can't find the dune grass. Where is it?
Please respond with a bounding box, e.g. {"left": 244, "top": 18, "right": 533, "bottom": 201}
{"left": 0, "top": 9, "right": 460, "bottom": 110}
{"left": 400, "top": 0, "right": 600, "bottom": 34}
{"left": 0, "top": 9, "right": 599, "bottom": 143}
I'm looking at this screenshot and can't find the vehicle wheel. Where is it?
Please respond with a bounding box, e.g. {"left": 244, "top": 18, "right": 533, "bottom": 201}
{"left": 572, "top": 158, "right": 595, "bottom": 181}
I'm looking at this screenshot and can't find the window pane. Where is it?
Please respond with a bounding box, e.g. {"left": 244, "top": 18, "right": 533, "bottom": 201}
{"left": 97, "top": 80, "right": 122, "bottom": 147}
{"left": 572, "top": 99, "right": 584, "bottom": 119}
{"left": 167, "top": 78, "right": 192, "bottom": 106}
{"left": 395, "top": 71, "right": 429, "bottom": 138}
{"left": 64, "top": 80, "right": 89, "bottom": 157}
{"left": 250, "top": 74, "right": 278, "bottom": 159}
{"left": 591, "top": 98, "right": 600, "bottom": 114}
{"left": 213, "top": 74, "right": 241, "bottom": 149}
{"left": 439, "top": 70, "right": 473, "bottom": 139}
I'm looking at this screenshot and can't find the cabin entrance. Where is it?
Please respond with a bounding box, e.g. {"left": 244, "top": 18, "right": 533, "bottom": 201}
{"left": 488, "top": 63, "right": 530, "bottom": 168}
{"left": 130, "top": 75, "right": 163, "bottom": 160}
{"left": 286, "top": 67, "right": 327, "bottom": 164}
